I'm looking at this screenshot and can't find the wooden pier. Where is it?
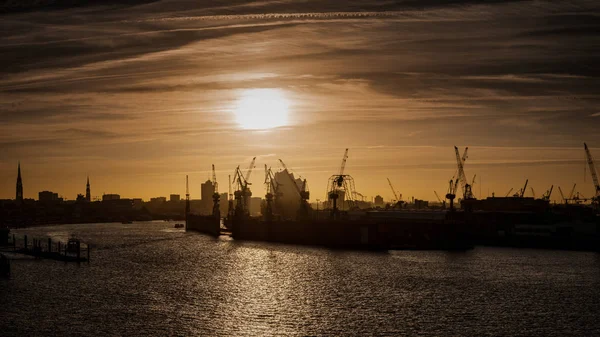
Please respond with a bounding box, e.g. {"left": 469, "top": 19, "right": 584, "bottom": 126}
{"left": 0, "top": 234, "right": 90, "bottom": 263}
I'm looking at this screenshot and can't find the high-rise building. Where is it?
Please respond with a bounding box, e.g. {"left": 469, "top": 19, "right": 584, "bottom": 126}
{"left": 201, "top": 180, "right": 215, "bottom": 201}
{"left": 170, "top": 194, "right": 181, "bottom": 202}
{"left": 16, "top": 162, "right": 23, "bottom": 203}
{"left": 86, "top": 176, "right": 91, "bottom": 202}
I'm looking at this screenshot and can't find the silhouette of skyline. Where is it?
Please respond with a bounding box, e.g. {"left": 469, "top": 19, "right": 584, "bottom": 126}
{"left": 0, "top": 1, "right": 599, "bottom": 201}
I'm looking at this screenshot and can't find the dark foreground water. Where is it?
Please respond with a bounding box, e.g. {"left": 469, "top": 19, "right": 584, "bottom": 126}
{"left": 2, "top": 221, "right": 600, "bottom": 336}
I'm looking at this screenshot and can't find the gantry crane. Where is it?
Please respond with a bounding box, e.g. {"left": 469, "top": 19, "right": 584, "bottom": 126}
{"left": 584, "top": 143, "right": 600, "bottom": 205}
{"left": 279, "top": 159, "right": 310, "bottom": 220}
{"left": 211, "top": 164, "right": 220, "bottom": 219}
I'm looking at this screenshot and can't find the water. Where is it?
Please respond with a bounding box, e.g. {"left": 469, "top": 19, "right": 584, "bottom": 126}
{"left": 2, "top": 221, "right": 599, "bottom": 336}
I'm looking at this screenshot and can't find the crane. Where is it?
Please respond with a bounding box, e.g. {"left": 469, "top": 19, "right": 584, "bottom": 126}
{"left": 568, "top": 183, "right": 576, "bottom": 200}
{"left": 226, "top": 174, "right": 234, "bottom": 223}
{"left": 387, "top": 178, "right": 402, "bottom": 207}
{"left": 185, "top": 175, "right": 190, "bottom": 222}
{"left": 233, "top": 163, "right": 252, "bottom": 217}
{"left": 454, "top": 146, "right": 468, "bottom": 197}
{"left": 542, "top": 185, "right": 553, "bottom": 201}
{"left": 279, "top": 159, "right": 310, "bottom": 219}
{"left": 434, "top": 190, "right": 443, "bottom": 203}
{"left": 264, "top": 165, "right": 277, "bottom": 221}
{"left": 211, "top": 165, "right": 220, "bottom": 219}
{"left": 515, "top": 179, "right": 528, "bottom": 198}
{"left": 584, "top": 143, "right": 600, "bottom": 203}
{"left": 434, "top": 190, "right": 446, "bottom": 209}
{"left": 339, "top": 148, "right": 349, "bottom": 176}
{"left": 558, "top": 186, "right": 567, "bottom": 204}
{"left": 328, "top": 149, "right": 357, "bottom": 217}
{"left": 530, "top": 187, "right": 536, "bottom": 199}
{"left": 445, "top": 178, "right": 459, "bottom": 211}
{"left": 505, "top": 188, "right": 513, "bottom": 197}
{"left": 245, "top": 157, "right": 257, "bottom": 183}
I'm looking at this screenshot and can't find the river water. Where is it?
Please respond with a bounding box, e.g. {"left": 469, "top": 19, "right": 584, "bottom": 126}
{"left": 1, "top": 221, "right": 599, "bottom": 336}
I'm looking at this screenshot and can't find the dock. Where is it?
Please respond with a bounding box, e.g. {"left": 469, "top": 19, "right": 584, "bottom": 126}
{"left": 0, "top": 234, "right": 90, "bottom": 263}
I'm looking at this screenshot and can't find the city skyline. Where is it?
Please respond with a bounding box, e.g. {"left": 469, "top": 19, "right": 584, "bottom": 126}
{"left": 1, "top": 1, "right": 599, "bottom": 202}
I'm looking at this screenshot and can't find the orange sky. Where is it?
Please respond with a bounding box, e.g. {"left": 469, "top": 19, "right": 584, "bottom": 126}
{"left": 1, "top": 1, "right": 599, "bottom": 202}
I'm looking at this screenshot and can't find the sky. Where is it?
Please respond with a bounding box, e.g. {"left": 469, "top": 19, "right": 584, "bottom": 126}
{"left": 1, "top": 0, "right": 599, "bottom": 202}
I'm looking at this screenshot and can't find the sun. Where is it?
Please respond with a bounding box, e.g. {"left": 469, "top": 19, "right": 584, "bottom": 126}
{"left": 234, "top": 89, "right": 289, "bottom": 130}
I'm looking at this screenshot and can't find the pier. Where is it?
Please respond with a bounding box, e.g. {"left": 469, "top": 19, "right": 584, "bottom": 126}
{"left": 0, "top": 233, "right": 90, "bottom": 263}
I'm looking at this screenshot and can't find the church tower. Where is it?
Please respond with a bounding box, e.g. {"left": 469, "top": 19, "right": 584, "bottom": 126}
{"left": 16, "top": 162, "right": 23, "bottom": 203}
{"left": 86, "top": 176, "right": 91, "bottom": 202}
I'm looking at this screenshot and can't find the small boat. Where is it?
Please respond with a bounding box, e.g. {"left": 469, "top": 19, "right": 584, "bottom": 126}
{"left": 1, "top": 253, "right": 10, "bottom": 278}
{"left": 174, "top": 223, "right": 184, "bottom": 228}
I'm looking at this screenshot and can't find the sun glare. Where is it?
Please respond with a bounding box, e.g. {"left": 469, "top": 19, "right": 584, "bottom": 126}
{"left": 234, "top": 89, "right": 289, "bottom": 130}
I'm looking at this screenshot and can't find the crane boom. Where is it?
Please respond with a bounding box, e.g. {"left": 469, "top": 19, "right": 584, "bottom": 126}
{"left": 279, "top": 159, "right": 302, "bottom": 195}
{"left": 530, "top": 187, "right": 535, "bottom": 198}
{"left": 387, "top": 178, "right": 399, "bottom": 201}
{"left": 339, "top": 149, "right": 349, "bottom": 176}
{"left": 519, "top": 179, "right": 528, "bottom": 198}
{"left": 558, "top": 186, "right": 565, "bottom": 202}
{"left": 434, "top": 191, "right": 442, "bottom": 203}
{"left": 245, "top": 157, "right": 256, "bottom": 183}
{"left": 584, "top": 143, "right": 600, "bottom": 197}
{"left": 212, "top": 164, "right": 218, "bottom": 193}
{"left": 569, "top": 183, "right": 576, "bottom": 199}
{"left": 454, "top": 146, "right": 468, "bottom": 195}
{"left": 505, "top": 188, "right": 513, "bottom": 197}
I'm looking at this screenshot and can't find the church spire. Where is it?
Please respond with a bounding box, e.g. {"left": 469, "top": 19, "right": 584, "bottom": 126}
{"left": 86, "top": 176, "right": 91, "bottom": 202}
{"left": 16, "top": 162, "right": 23, "bottom": 203}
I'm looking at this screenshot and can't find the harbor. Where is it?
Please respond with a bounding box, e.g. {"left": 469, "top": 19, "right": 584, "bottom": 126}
{"left": 186, "top": 145, "right": 600, "bottom": 252}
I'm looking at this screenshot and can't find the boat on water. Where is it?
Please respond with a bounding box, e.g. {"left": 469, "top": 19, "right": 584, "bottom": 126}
{"left": 174, "top": 223, "right": 184, "bottom": 228}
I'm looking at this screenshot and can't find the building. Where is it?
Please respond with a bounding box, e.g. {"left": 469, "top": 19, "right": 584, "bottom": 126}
{"left": 16, "top": 162, "right": 23, "bottom": 203}
{"left": 102, "top": 194, "right": 120, "bottom": 201}
{"left": 39, "top": 191, "right": 60, "bottom": 202}
{"left": 150, "top": 197, "right": 167, "bottom": 203}
{"left": 132, "top": 198, "right": 144, "bottom": 209}
{"left": 85, "top": 177, "right": 91, "bottom": 202}
{"left": 170, "top": 194, "right": 181, "bottom": 202}
{"left": 201, "top": 180, "right": 215, "bottom": 201}
{"left": 374, "top": 195, "right": 384, "bottom": 207}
